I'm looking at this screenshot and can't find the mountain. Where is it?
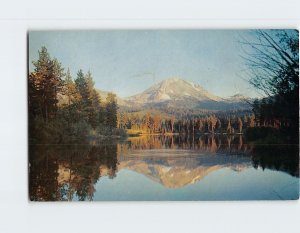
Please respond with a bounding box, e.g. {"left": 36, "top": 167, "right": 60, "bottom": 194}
{"left": 225, "top": 94, "right": 249, "bottom": 103}
{"left": 126, "top": 78, "right": 222, "bottom": 104}
{"left": 96, "top": 78, "right": 251, "bottom": 111}
{"left": 124, "top": 78, "right": 251, "bottom": 111}
{"left": 96, "top": 89, "right": 128, "bottom": 106}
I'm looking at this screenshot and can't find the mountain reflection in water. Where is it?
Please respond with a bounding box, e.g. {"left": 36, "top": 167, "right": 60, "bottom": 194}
{"left": 29, "top": 135, "right": 299, "bottom": 201}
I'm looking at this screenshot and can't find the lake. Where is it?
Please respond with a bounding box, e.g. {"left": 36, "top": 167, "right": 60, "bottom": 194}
{"left": 29, "top": 135, "right": 299, "bottom": 201}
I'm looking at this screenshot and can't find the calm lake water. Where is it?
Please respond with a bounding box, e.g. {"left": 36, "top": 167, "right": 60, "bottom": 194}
{"left": 29, "top": 135, "right": 299, "bottom": 201}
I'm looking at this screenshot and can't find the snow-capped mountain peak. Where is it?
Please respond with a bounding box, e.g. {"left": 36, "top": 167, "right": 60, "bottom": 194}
{"left": 127, "top": 78, "right": 222, "bottom": 104}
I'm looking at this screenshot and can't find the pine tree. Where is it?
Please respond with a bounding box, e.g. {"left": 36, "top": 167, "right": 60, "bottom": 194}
{"left": 75, "top": 69, "right": 88, "bottom": 104}
{"left": 74, "top": 70, "right": 103, "bottom": 128}
{"left": 31, "top": 46, "right": 65, "bottom": 123}
{"left": 105, "top": 93, "right": 118, "bottom": 129}
{"left": 64, "top": 69, "right": 80, "bottom": 107}
{"left": 85, "top": 71, "right": 98, "bottom": 128}
{"left": 63, "top": 69, "right": 81, "bottom": 125}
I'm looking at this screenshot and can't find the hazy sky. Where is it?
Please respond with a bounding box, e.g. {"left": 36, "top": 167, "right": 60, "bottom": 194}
{"left": 29, "top": 30, "right": 258, "bottom": 98}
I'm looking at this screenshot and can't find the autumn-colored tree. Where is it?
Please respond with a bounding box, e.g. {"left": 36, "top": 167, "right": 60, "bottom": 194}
{"left": 143, "top": 113, "right": 151, "bottom": 133}
{"left": 153, "top": 115, "right": 161, "bottom": 133}
{"left": 249, "top": 114, "right": 256, "bottom": 127}
{"left": 170, "top": 116, "right": 175, "bottom": 133}
{"left": 198, "top": 118, "right": 204, "bottom": 133}
{"left": 238, "top": 117, "right": 243, "bottom": 133}
{"left": 209, "top": 115, "right": 218, "bottom": 134}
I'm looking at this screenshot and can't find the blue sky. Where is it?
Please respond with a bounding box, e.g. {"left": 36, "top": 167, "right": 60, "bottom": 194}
{"left": 29, "top": 30, "right": 258, "bottom": 98}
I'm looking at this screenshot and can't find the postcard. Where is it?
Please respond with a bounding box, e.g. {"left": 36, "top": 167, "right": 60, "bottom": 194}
{"left": 28, "top": 30, "right": 299, "bottom": 201}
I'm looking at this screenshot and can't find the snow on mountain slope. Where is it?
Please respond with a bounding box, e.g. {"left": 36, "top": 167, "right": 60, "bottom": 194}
{"left": 95, "top": 78, "right": 251, "bottom": 111}
{"left": 126, "top": 78, "right": 223, "bottom": 104}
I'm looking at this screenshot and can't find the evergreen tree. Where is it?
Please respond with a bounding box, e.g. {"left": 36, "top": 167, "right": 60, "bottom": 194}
{"left": 85, "top": 71, "right": 98, "bottom": 128}
{"left": 63, "top": 69, "right": 81, "bottom": 124}
{"left": 105, "top": 93, "right": 118, "bottom": 129}
{"left": 75, "top": 69, "right": 88, "bottom": 104}
{"left": 31, "top": 46, "right": 65, "bottom": 123}
{"left": 64, "top": 69, "right": 81, "bottom": 107}
{"left": 75, "top": 69, "right": 89, "bottom": 122}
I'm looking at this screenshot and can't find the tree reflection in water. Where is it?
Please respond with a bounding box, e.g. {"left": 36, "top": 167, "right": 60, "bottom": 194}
{"left": 29, "top": 135, "right": 299, "bottom": 201}
{"left": 29, "top": 143, "right": 118, "bottom": 201}
{"left": 251, "top": 145, "right": 299, "bottom": 177}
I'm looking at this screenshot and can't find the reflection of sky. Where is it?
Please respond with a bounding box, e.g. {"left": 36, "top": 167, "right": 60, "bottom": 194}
{"left": 91, "top": 168, "right": 299, "bottom": 201}
{"left": 29, "top": 30, "right": 259, "bottom": 98}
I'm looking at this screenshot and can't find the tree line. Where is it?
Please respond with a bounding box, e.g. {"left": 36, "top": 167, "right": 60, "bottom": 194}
{"left": 29, "top": 29, "right": 298, "bottom": 143}
{"left": 29, "top": 46, "right": 121, "bottom": 143}
{"left": 118, "top": 111, "right": 256, "bottom": 135}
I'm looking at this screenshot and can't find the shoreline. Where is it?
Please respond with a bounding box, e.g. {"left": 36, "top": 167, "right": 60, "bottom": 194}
{"left": 127, "top": 132, "right": 244, "bottom": 137}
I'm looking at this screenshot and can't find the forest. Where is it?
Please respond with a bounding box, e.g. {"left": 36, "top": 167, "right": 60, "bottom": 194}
{"left": 241, "top": 30, "right": 299, "bottom": 144}
{"left": 119, "top": 111, "right": 255, "bottom": 135}
{"left": 28, "top": 47, "right": 254, "bottom": 143}
{"left": 28, "top": 47, "right": 253, "bottom": 143}
{"left": 29, "top": 47, "right": 123, "bottom": 143}
{"left": 28, "top": 30, "right": 298, "bottom": 145}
